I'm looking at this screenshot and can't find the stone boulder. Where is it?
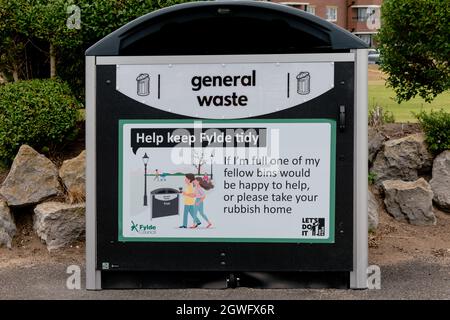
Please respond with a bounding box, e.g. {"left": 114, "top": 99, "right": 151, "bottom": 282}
{"left": 430, "top": 150, "right": 450, "bottom": 212}
{"left": 0, "top": 200, "right": 16, "bottom": 248}
{"left": 368, "top": 127, "right": 387, "bottom": 164}
{"left": 33, "top": 202, "right": 85, "bottom": 251}
{"left": 372, "top": 133, "right": 433, "bottom": 184}
{"left": 59, "top": 150, "right": 85, "bottom": 201}
{"left": 368, "top": 189, "right": 379, "bottom": 231}
{"left": 382, "top": 178, "right": 435, "bottom": 226}
{"left": 0, "top": 145, "right": 61, "bottom": 206}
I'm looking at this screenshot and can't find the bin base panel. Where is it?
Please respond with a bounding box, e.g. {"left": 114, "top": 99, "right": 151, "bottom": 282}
{"left": 101, "top": 271, "right": 350, "bottom": 289}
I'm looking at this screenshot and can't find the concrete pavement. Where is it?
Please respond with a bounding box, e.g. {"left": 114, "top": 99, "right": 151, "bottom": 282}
{"left": 0, "top": 259, "right": 449, "bottom": 299}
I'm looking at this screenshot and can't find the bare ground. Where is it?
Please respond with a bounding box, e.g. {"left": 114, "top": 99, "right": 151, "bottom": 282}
{"left": 370, "top": 206, "right": 450, "bottom": 267}
{"left": 0, "top": 209, "right": 84, "bottom": 270}
{"left": 380, "top": 123, "right": 422, "bottom": 140}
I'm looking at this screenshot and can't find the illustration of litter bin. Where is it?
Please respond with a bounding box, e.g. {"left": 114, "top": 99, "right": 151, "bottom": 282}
{"left": 136, "top": 73, "right": 150, "bottom": 96}
{"left": 296, "top": 71, "right": 310, "bottom": 95}
{"left": 150, "top": 188, "right": 180, "bottom": 219}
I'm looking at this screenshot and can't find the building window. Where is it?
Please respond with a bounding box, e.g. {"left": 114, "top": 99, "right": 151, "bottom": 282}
{"left": 357, "top": 8, "right": 368, "bottom": 21}
{"left": 305, "top": 5, "right": 315, "bottom": 15}
{"left": 326, "top": 6, "right": 337, "bottom": 22}
{"left": 357, "top": 8, "right": 377, "bottom": 22}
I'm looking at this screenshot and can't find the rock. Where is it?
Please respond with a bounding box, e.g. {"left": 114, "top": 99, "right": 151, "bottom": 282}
{"left": 430, "top": 150, "right": 450, "bottom": 212}
{"left": 59, "top": 150, "right": 85, "bottom": 201}
{"left": 368, "top": 189, "right": 379, "bottom": 231}
{"left": 368, "top": 127, "right": 387, "bottom": 164}
{"left": 382, "top": 178, "right": 435, "bottom": 226}
{"left": 0, "top": 145, "right": 61, "bottom": 207}
{"left": 372, "top": 133, "right": 433, "bottom": 184}
{"left": 0, "top": 200, "right": 16, "bottom": 248}
{"left": 33, "top": 202, "right": 85, "bottom": 251}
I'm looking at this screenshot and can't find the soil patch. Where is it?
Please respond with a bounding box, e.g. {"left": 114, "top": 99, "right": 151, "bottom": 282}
{"left": 0, "top": 208, "right": 84, "bottom": 269}
{"left": 380, "top": 123, "right": 422, "bottom": 140}
{"left": 370, "top": 205, "right": 450, "bottom": 266}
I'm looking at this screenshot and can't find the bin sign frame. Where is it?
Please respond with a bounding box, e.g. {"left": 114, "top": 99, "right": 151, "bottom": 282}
{"left": 86, "top": 1, "right": 368, "bottom": 290}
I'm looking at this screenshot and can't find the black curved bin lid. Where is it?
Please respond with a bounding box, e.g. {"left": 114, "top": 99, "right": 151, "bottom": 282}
{"left": 86, "top": 0, "right": 367, "bottom": 56}
{"left": 151, "top": 188, "right": 180, "bottom": 195}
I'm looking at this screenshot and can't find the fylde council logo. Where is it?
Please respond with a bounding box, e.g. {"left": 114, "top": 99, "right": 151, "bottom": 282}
{"left": 131, "top": 221, "right": 157, "bottom": 234}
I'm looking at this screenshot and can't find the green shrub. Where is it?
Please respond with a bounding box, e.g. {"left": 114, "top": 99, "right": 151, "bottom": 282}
{"left": 415, "top": 109, "right": 450, "bottom": 155}
{"left": 0, "top": 79, "right": 79, "bottom": 163}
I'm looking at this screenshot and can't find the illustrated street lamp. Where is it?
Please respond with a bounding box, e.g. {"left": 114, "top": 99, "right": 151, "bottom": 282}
{"left": 143, "top": 153, "right": 149, "bottom": 206}
{"left": 210, "top": 152, "right": 214, "bottom": 180}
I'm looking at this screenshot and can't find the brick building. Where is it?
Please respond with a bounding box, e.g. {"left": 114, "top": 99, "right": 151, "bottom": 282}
{"left": 266, "top": 0, "right": 382, "bottom": 47}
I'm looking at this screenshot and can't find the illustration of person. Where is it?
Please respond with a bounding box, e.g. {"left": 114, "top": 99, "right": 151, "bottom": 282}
{"left": 179, "top": 174, "right": 201, "bottom": 228}
{"left": 193, "top": 177, "right": 213, "bottom": 229}
{"left": 154, "top": 169, "right": 160, "bottom": 181}
{"left": 202, "top": 173, "right": 209, "bottom": 183}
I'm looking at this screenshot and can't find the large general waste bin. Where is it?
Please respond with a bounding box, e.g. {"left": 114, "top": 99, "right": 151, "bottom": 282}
{"left": 86, "top": 0, "right": 369, "bottom": 290}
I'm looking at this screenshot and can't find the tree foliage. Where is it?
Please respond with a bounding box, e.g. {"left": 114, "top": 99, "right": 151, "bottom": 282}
{"left": 0, "top": 0, "right": 189, "bottom": 95}
{"left": 0, "top": 0, "right": 34, "bottom": 81}
{"left": 377, "top": 0, "right": 450, "bottom": 102}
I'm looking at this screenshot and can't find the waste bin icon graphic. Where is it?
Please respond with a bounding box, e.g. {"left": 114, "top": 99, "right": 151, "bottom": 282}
{"left": 136, "top": 73, "right": 150, "bottom": 96}
{"left": 150, "top": 188, "right": 180, "bottom": 220}
{"left": 296, "top": 71, "right": 310, "bottom": 95}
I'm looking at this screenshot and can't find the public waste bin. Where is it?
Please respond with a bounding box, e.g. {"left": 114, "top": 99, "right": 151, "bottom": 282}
{"left": 86, "top": 0, "right": 369, "bottom": 290}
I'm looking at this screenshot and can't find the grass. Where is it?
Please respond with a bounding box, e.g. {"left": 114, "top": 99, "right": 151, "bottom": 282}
{"left": 368, "top": 84, "right": 450, "bottom": 123}
{"left": 368, "top": 66, "right": 450, "bottom": 123}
